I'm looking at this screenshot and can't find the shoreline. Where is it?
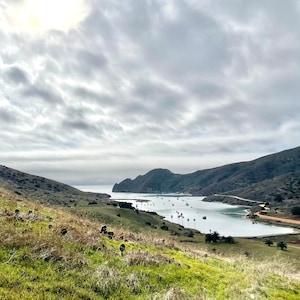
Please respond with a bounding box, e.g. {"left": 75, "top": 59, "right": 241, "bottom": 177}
{"left": 78, "top": 186, "right": 299, "bottom": 237}
{"left": 205, "top": 194, "right": 300, "bottom": 233}
{"left": 255, "top": 212, "right": 300, "bottom": 227}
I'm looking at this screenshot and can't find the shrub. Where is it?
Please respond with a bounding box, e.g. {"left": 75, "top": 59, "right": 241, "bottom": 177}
{"left": 205, "top": 232, "right": 220, "bottom": 243}
{"left": 187, "top": 231, "right": 194, "bottom": 238}
{"left": 211, "top": 231, "right": 220, "bottom": 243}
{"left": 274, "top": 194, "right": 283, "bottom": 202}
{"left": 264, "top": 239, "right": 274, "bottom": 246}
{"left": 224, "top": 236, "right": 235, "bottom": 244}
{"left": 160, "top": 225, "right": 169, "bottom": 231}
{"left": 291, "top": 206, "right": 300, "bottom": 216}
{"left": 277, "top": 241, "right": 287, "bottom": 250}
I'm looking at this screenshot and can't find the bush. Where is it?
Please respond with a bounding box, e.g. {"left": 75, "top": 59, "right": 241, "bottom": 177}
{"left": 291, "top": 206, "right": 300, "bottom": 216}
{"left": 186, "top": 231, "right": 194, "bottom": 238}
{"left": 224, "top": 236, "right": 235, "bottom": 244}
{"left": 160, "top": 225, "right": 169, "bottom": 231}
{"left": 274, "top": 194, "right": 283, "bottom": 202}
{"left": 277, "top": 241, "right": 287, "bottom": 250}
{"left": 211, "top": 231, "right": 220, "bottom": 243}
{"left": 205, "top": 231, "right": 220, "bottom": 243}
{"left": 264, "top": 239, "right": 274, "bottom": 246}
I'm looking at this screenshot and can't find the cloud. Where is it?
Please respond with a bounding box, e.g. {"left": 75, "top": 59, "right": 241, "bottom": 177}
{"left": 22, "top": 85, "right": 63, "bottom": 104}
{"left": 0, "top": 0, "right": 299, "bottom": 186}
{"left": 3, "top": 65, "right": 30, "bottom": 85}
{"left": 0, "top": 107, "right": 16, "bottom": 124}
{"left": 4, "top": 0, "right": 91, "bottom": 33}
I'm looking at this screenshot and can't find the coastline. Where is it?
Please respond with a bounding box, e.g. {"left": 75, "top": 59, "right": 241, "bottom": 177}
{"left": 204, "top": 194, "right": 300, "bottom": 233}
{"left": 76, "top": 185, "right": 298, "bottom": 236}
{"left": 254, "top": 212, "right": 300, "bottom": 229}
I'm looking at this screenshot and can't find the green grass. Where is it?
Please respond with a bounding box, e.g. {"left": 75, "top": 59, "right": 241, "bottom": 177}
{"left": 1, "top": 188, "right": 300, "bottom": 299}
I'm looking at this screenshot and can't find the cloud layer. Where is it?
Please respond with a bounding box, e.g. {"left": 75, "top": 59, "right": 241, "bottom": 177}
{"left": 5, "top": 0, "right": 91, "bottom": 33}
{"left": 1, "top": 0, "right": 300, "bottom": 185}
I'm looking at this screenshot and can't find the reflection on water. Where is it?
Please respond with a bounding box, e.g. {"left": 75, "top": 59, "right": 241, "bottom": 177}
{"left": 75, "top": 185, "right": 295, "bottom": 237}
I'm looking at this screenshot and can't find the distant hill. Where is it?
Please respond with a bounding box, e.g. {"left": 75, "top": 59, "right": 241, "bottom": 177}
{"left": 113, "top": 146, "right": 300, "bottom": 207}
{"left": 0, "top": 165, "right": 110, "bottom": 206}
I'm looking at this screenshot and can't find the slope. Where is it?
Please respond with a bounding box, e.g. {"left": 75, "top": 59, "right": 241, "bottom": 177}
{"left": 1, "top": 188, "right": 300, "bottom": 299}
{"left": 0, "top": 165, "right": 110, "bottom": 206}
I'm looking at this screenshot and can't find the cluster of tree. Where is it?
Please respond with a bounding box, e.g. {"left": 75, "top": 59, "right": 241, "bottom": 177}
{"left": 264, "top": 239, "right": 287, "bottom": 250}
{"left": 205, "top": 231, "right": 235, "bottom": 244}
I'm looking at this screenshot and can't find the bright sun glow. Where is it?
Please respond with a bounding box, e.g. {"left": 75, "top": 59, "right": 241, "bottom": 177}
{"left": 6, "top": 0, "right": 90, "bottom": 33}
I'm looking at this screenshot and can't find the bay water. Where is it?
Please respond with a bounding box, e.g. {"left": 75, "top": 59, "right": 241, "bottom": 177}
{"left": 75, "top": 185, "right": 295, "bottom": 237}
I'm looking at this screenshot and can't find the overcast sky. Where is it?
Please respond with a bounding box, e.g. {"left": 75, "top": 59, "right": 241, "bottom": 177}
{"left": 1, "top": 0, "right": 300, "bottom": 187}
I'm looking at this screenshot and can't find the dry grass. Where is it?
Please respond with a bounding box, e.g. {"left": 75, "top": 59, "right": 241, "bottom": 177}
{"left": 1, "top": 188, "right": 300, "bottom": 299}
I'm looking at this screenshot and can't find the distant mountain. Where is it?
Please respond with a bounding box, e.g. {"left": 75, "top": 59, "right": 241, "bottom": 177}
{"left": 0, "top": 165, "right": 110, "bottom": 206}
{"left": 113, "top": 146, "right": 300, "bottom": 207}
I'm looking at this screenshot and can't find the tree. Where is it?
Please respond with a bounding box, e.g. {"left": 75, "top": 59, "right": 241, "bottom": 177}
{"left": 274, "top": 194, "right": 283, "bottom": 202}
{"left": 291, "top": 206, "right": 300, "bottom": 216}
{"left": 211, "top": 231, "right": 220, "bottom": 243}
{"left": 277, "top": 241, "right": 287, "bottom": 250}
{"left": 205, "top": 233, "right": 212, "bottom": 243}
{"left": 264, "top": 239, "right": 274, "bottom": 246}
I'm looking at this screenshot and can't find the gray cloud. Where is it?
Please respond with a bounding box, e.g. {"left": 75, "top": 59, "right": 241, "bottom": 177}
{"left": 0, "top": 107, "right": 16, "bottom": 123}
{"left": 0, "top": 0, "right": 299, "bottom": 185}
{"left": 22, "top": 85, "right": 63, "bottom": 104}
{"left": 71, "top": 85, "right": 115, "bottom": 107}
{"left": 4, "top": 65, "right": 30, "bottom": 85}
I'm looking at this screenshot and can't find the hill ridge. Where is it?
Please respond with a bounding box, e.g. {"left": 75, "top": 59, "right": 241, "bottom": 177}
{"left": 113, "top": 146, "right": 300, "bottom": 208}
{"left": 0, "top": 165, "right": 110, "bottom": 206}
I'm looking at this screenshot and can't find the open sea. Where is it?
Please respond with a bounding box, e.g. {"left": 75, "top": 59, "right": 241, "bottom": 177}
{"left": 75, "top": 185, "right": 295, "bottom": 237}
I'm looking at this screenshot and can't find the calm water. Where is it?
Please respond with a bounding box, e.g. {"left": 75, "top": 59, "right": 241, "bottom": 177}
{"left": 75, "top": 185, "right": 295, "bottom": 237}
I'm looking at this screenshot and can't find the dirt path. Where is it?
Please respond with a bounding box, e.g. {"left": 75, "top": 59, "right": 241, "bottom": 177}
{"left": 214, "top": 194, "right": 265, "bottom": 204}
{"left": 255, "top": 212, "right": 300, "bottom": 225}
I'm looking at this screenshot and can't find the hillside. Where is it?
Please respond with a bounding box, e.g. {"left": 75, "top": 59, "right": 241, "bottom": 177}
{"left": 205, "top": 172, "right": 300, "bottom": 207}
{"left": 113, "top": 146, "right": 300, "bottom": 207}
{"left": 0, "top": 165, "right": 110, "bottom": 206}
{"left": 1, "top": 188, "right": 300, "bottom": 299}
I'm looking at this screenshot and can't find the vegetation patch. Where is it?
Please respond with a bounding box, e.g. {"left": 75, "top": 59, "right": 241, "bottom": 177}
{"left": 0, "top": 188, "right": 300, "bottom": 299}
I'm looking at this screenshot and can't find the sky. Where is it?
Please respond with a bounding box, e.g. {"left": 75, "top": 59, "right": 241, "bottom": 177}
{"left": 0, "top": 0, "right": 300, "bottom": 186}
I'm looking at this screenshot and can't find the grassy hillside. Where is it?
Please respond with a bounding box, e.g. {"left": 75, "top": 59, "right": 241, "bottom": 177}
{"left": 1, "top": 188, "right": 300, "bottom": 299}
{"left": 0, "top": 165, "right": 110, "bottom": 206}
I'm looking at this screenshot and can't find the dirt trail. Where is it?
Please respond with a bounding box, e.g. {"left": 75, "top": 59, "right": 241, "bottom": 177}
{"left": 256, "top": 212, "right": 300, "bottom": 225}
{"left": 214, "top": 194, "right": 265, "bottom": 204}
